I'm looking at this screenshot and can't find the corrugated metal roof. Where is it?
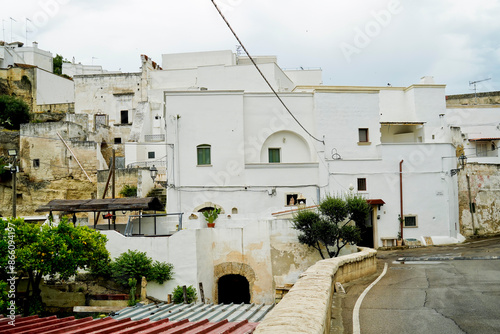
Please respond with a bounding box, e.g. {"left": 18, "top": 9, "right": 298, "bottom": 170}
{"left": 0, "top": 314, "right": 260, "bottom": 333}
{"left": 111, "top": 302, "right": 273, "bottom": 323}
{"left": 1, "top": 303, "right": 273, "bottom": 333}
{"left": 35, "top": 197, "right": 164, "bottom": 213}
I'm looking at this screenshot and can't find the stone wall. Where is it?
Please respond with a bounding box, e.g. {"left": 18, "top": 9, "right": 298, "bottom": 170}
{"left": 254, "top": 247, "right": 377, "bottom": 334}
{"left": 446, "top": 91, "right": 500, "bottom": 106}
{"left": 0, "top": 67, "right": 35, "bottom": 110}
{"left": 458, "top": 163, "right": 500, "bottom": 236}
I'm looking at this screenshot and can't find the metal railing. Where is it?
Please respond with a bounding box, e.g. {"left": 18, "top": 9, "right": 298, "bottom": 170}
{"left": 124, "top": 212, "right": 184, "bottom": 237}
{"left": 145, "top": 134, "right": 166, "bottom": 142}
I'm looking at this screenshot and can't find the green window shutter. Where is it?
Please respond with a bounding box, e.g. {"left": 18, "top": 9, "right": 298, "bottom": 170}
{"left": 197, "top": 146, "right": 211, "bottom": 165}
{"left": 269, "top": 148, "right": 280, "bottom": 163}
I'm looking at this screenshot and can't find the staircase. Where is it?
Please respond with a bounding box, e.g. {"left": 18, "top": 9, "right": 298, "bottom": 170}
{"left": 148, "top": 187, "right": 166, "bottom": 209}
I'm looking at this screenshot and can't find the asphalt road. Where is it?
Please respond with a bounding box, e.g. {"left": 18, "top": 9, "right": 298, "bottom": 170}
{"left": 337, "top": 237, "right": 500, "bottom": 334}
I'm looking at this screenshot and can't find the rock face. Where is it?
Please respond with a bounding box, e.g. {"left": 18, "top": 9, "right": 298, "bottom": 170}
{"left": 0, "top": 174, "right": 96, "bottom": 217}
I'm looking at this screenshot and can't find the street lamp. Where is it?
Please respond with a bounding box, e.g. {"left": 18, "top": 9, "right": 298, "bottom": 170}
{"left": 8, "top": 149, "right": 17, "bottom": 217}
{"left": 458, "top": 154, "right": 467, "bottom": 169}
{"left": 150, "top": 165, "right": 158, "bottom": 182}
{"left": 451, "top": 154, "right": 467, "bottom": 176}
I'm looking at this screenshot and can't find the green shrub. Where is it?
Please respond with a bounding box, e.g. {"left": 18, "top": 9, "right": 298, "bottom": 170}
{"left": 119, "top": 184, "right": 137, "bottom": 197}
{"left": 110, "top": 250, "right": 174, "bottom": 287}
{"left": 149, "top": 261, "right": 174, "bottom": 284}
{"left": 172, "top": 285, "right": 197, "bottom": 304}
{"left": 128, "top": 278, "right": 137, "bottom": 306}
{"left": 0, "top": 95, "right": 31, "bottom": 130}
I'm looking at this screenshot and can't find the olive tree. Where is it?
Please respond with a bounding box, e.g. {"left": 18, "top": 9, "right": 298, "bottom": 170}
{"left": 293, "top": 194, "right": 371, "bottom": 258}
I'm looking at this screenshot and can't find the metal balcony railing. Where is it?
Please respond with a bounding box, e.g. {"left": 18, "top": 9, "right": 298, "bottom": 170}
{"left": 144, "top": 134, "right": 165, "bottom": 142}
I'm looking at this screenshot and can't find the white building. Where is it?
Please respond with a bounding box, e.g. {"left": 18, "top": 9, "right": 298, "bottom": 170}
{"left": 72, "top": 50, "right": 463, "bottom": 247}
{"left": 0, "top": 41, "right": 53, "bottom": 72}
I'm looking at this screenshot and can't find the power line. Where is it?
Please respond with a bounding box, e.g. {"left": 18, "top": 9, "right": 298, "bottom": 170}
{"left": 210, "top": 0, "right": 324, "bottom": 145}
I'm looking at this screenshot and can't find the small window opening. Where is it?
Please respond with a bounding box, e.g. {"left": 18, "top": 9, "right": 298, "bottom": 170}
{"left": 357, "top": 178, "right": 367, "bottom": 191}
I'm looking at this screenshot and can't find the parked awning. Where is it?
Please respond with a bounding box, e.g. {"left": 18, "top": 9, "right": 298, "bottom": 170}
{"left": 35, "top": 197, "right": 164, "bottom": 213}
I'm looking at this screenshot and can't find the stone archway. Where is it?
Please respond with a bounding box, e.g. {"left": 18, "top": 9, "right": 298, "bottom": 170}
{"left": 214, "top": 262, "right": 256, "bottom": 304}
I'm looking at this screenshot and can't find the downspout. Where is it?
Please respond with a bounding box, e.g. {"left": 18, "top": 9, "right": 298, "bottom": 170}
{"left": 399, "top": 160, "right": 404, "bottom": 241}
{"left": 466, "top": 173, "right": 475, "bottom": 234}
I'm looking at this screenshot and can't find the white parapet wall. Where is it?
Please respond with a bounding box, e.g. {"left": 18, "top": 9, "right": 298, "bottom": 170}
{"left": 254, "top": 247, "right": 377, "bottom": 334}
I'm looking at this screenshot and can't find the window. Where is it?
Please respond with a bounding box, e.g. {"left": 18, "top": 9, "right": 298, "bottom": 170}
{"left": 120, "top": 110, "right": 129, "bottom": 124}
{"left": 197, "top": 145, "right": 211, "bottom": 165}
{"left": 268, "top": 148, "right": 281, "bottom": 163}
{"left": 403, "top": 215, "right": 418, "bottom": 228}
{"left": 114, "top": 137, "right": 122, "bottom": 144}
{"left": 476, "top": 142, "right": 488, "bottom": 157}
{"left": 286, "top": 194, "right": 298, "bottom": 206}
{"left": 148, "top": 151, "right": 155, "bottom": 159}
{"left": 357, "top": 178, "right": 367, "bottom": 191}
{"left": 95, "top": 114, "right": 108, "bottom": 130}
{"left": 358, "top": 128, "right": 369, "bottom": 142}
{"left": 33, "top": 159, "right": 40, "bottom": 168}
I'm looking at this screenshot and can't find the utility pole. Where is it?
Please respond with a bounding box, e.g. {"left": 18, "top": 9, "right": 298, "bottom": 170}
{"left": 8, "top": 149, "right": 18, "bottom": 217}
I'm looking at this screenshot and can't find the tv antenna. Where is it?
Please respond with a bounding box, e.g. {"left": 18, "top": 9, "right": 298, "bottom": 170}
{"left": 469, "top": 78, "right": 491, "bottom": 104}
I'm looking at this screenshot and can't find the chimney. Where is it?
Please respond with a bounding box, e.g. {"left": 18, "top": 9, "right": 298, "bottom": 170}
{"left": 420, "top": 76, "right": 435, "bottom": 84}
{"left": 32, "top": 41, "right": 38, "bottom": 48}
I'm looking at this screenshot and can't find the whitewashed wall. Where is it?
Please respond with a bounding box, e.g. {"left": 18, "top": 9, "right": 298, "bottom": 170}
{"left": 36, "top": 69, "right": 75, "bottom": 105}
{"left": 102, "top": 218, "right": 326, "bottom": 304}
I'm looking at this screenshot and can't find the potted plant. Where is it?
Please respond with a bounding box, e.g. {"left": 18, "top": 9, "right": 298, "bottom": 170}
{"left": 396, "top": 231, "right": 403, "bottom": 246}
{"left": 202, "top": 207, "right": 221, "bottom": 228}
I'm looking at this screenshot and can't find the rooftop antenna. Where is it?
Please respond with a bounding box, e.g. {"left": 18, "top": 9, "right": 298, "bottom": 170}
{"left": 25, "top": 18, "right": 32, "bottom": 45}
{"left": 2, "top": 19, "right": 5, "bottom": 42}
{"left": 9, "top": 17, "right": 16, "bottom": 43}
{"left": 469, "top": 78, "right": 491, "bottom": 104}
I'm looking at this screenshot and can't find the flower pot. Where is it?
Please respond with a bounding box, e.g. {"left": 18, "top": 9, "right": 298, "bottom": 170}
{"left": 396, "top": 239, "right": 403, "bottom": 246}
{"left": 207, "top": 223, "right": 215, "bottom": 228}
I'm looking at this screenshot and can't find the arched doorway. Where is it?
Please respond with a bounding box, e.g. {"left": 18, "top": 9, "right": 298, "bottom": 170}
{"left": 218, "top": 274, "right": 250, "bottom": 304}
{"left": 213, "top": 262, "right": 255, "bottom": 304}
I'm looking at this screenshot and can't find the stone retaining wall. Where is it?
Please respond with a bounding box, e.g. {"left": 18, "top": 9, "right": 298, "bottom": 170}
{"left": 254, "top": 247, "right": 377, "bottom": 334}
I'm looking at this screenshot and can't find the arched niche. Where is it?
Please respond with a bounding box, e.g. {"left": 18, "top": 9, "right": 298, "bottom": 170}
{"left": 260, "top": 130, "right": 312, "bottom": 163}
{"left": 193, "top": 202, "right": 225, "bottom": 214}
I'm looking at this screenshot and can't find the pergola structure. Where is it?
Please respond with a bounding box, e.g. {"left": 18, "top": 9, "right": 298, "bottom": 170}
{"left": 36, "top": 197, "right": 164, "bottom": 229}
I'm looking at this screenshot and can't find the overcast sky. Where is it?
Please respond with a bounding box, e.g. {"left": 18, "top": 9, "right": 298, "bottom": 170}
{"left": 3, "top": 0, "right": 500, "bottom": 94}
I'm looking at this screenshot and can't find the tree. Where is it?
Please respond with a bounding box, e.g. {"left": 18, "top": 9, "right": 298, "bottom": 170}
{"left": 293, "top": 194, "right": 371, "bottom": 258}
{"left": 0, "top": 217, "right": 110, "bottom": 315}
{"left": 0, "top": 95, "right": 31, "bottom": 130}
{"left": 53, "top": 54, "right": 63, "bottom": 75}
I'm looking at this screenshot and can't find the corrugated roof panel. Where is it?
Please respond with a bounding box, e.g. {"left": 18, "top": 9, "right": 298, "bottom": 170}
{"left": 1, "top": 316, "right": 259, "bottom": 334}
{"left": 4, "top": 302, "right": 270, "bottom": 333}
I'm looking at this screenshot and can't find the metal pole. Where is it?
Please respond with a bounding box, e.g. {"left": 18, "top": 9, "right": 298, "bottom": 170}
{"left": 399, "top": 160, "right": 404, "bottom": 241}
{"left": 466, "top": 174, "right": 475, "bottom": 234}
{"left": 56, "top": 132, "right": 92, "bottom": 182}
{"left": 12, "top": 164, "right": 16, "bottom": 218}
{"left": 112, "top": 149, "right": 116, "bottom": 230}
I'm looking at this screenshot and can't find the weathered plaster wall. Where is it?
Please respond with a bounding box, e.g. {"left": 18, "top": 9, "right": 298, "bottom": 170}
{"left": 458, "top": 163, "right": 500, "bottom": 236}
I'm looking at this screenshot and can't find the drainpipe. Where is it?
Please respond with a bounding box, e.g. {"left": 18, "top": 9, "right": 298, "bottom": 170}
{"left": 466, "top": 173, "right": 475, "bottom": 234}
{"left": 399, "top": 160, "right": 404, "bottom": 241}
